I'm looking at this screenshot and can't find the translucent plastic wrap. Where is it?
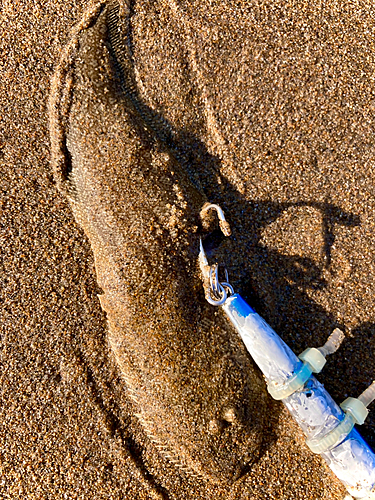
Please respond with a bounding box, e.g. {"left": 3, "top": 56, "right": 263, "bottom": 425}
{"left": 223, "top": 293, "right": 375, "bottom": 499}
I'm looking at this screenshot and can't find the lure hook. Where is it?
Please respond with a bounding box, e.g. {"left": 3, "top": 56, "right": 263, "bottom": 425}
{"left": 199, "top": 204, "right": 234, "bottom": 306}
{"left": 200, "top": 203, "right": 232, "bottom": 237}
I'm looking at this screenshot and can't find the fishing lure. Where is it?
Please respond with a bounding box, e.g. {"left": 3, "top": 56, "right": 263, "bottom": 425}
{"left": 199, "top": 203, "right": 375, "bottom": 500}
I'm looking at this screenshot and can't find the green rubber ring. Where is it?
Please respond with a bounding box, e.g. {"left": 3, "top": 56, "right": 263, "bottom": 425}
{"left": 306, "top": 413, "right": 354, "bottom": 454}
{"left": 267, "top": 362, "right": 312, "bottom": 400}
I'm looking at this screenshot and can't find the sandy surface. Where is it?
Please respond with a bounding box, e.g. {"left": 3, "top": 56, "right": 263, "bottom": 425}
{"left": 1, "top": 0, "right": 375, "bottom": 498}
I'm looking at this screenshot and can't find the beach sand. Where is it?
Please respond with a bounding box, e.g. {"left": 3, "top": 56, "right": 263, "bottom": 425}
{"left": 1, "top": 0, "right": 374, "bottom": 498}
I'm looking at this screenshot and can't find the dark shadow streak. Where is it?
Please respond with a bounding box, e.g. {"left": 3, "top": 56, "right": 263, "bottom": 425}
{"left": 72, "top": 346, "right": 170, "bottom": 500}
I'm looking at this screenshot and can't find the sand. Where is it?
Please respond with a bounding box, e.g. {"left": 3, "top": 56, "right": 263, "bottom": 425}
{"left": 1, "top": 0, "right": 374, "bottom": 498}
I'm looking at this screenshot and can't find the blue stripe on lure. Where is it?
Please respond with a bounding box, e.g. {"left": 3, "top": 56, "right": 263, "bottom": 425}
{"left": 199, "top": 203, "right": 375, "bottom": 500}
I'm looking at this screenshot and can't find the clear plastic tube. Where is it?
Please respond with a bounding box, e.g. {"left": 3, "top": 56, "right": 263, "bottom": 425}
{"left": 359, "top": 382, "right": 375, "bottom": 409}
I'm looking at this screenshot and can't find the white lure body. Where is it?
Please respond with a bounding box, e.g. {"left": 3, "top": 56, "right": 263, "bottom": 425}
{"left": 223, "top": 293, "right": 375, "bottom": 499}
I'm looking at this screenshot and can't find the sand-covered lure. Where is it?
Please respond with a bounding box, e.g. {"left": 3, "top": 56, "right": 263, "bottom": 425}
{"left": 199, "top": 204, "right": 375, "bottom": 500}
